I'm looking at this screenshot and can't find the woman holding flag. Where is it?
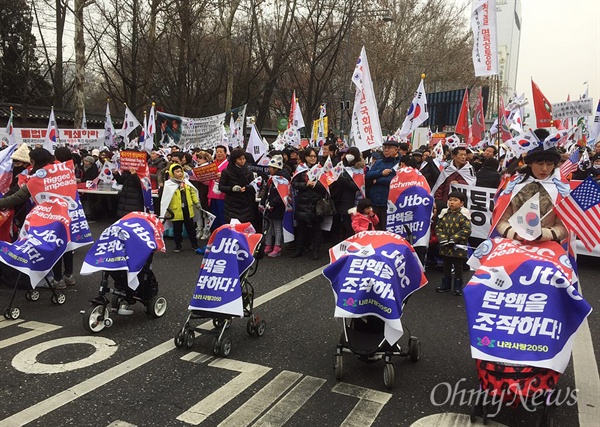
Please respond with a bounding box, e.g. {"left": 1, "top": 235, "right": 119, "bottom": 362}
{"left": 493, "top": 129, "right": 568, "bottom": 243}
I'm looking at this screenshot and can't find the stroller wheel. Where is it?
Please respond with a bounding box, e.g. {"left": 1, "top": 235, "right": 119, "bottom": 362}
{"left": 213, "top": 318, "right": 227, "bottom": 329}
{"left": 255, "top": 320, "right": 266, "bottom": 337}
{"left": 184, "top": 330, "right": 195, "bottom": 349}
{"left": 212, "top": 336, "right": 232, "bottom": 357}
{"left": 174, "top": 331, "right": 185, "bottom": 348}
{"left": 246, "top": 318, "right": 256, "bottom": 335}
{"left": 83, "top": 305, "right": 109, "bottom": 333}
{"left": 334, "top": 354, "right": 343, "bottom": 380}
{"left": 5, "top": 307, "right": 21, "bottom": 320}
{"left": 383, "top": 363, "right": 395, "bottom": 389}
{"left": 51, "top": 293, "right": 66, "bottom": 305}
{"left": 147, "top": 296, "right": 167, "bottom": 318}
{"left": 29, "top": 290, "right": 40, "bottom": 301}
{"left": 409, "top": 337, "right": 421, "bottom": 363}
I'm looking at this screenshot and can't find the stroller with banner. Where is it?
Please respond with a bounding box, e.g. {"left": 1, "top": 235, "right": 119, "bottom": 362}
{"left": 79, "top": 212, "right": 168, "bottom": 333}
{"left": 323, "top": 230, "right": 428, "bottom": 389}
{"left": 0, "top": 200, "right": 72, "bottom": 319}
{"left": 174, "top": 222, "right": 265, "bottom": 357}
{"left": 465, "top": 238, "right": 592, "bottom": 425}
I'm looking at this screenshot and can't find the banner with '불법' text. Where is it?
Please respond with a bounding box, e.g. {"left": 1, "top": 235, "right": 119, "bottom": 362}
{"left": 465, "top": 238, "right": 592, "bottom": 373}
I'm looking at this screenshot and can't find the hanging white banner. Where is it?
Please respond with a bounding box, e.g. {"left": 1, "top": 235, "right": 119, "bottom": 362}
{"left": 471, "top": 0, "right": 498, "bottom": 76}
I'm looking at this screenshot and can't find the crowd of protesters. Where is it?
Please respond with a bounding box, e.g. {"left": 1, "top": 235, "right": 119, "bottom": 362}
{"left": 1, "top": 130, "right": 598, "bottom": 291}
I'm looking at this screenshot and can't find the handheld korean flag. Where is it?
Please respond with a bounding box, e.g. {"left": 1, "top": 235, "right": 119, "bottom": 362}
{"left": 144, "top": 103, "right": 156, "bottom": 152}
{"left": 104, "top": 102, "right": 115, "bottom": 147}
{"left": 247, "top": 124, "right": 267, "bottom": 162}
{"left": 44, "top": 107, "right": 59, "bottom": 153}
{"left": 5, "top": 106, "right": 16, "bottom": 146}
{"left": 508, "top": 192, "right": 541, "bottom": 241}
{"left": 122, "top": 104, "right": 141, "bottom": 137}
{"left": 398, "top": 77, "right": 429, "bottom": 138}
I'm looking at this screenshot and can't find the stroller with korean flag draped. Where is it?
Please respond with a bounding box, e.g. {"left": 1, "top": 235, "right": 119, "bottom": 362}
{"left": 323, "top": 230, "right": 427, "bottom": 389}
{"left": 79, "top": 212, "right": 168, "bottom": 333}
{"left": 465, "top": 238, "right": 592, "bottom": 426}
{"left": 174, "top": 222, "right": 265, "bottom": 357}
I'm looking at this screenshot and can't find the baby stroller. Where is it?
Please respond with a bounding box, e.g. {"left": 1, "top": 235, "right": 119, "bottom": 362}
{"left": 323, "top": 230, "right": 427, "bottom": 389}
{"left": 0, "top": 204, "right": 71, "bottom": 320}
{"left": 174, "top": 222, "right": 265, "bottom": 357}
{"left": 465, "top": 238, "right": 592, "bottom": 426}
{"left": 79, "top": 212, "right": 168, "bottom": 333}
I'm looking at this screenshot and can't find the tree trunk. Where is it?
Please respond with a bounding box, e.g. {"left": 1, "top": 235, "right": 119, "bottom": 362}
{"left": 73, "top": 0, "right": 85, "bottom": 128}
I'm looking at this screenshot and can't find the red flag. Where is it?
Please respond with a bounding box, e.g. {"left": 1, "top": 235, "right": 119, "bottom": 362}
{"left": 497, "top": 97, "right": 513, "bottom": 142}
{"left": 472, "top": 88, "right": 486, "bottom": 145}
{"left": 455, "top": 88, "right": 472, "bottom": 145}
{"left": 531, "top": 79, "right": 560, "bottom": 128}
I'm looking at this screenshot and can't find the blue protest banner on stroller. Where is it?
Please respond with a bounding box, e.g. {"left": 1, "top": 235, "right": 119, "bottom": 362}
{"left": 324, "top": 230, "right": 427, "bottom": 345}
{"left": 80, "top": 212, "right": 165, "bottom": 290}
{"left": 465, "top": 237, "right": 592, "bottom": 373}
{"left": 188, "top": 226, "right": 257, "bottom": 317}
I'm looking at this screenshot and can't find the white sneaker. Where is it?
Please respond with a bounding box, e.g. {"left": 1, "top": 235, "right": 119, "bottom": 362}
{"left": 117, "top": 302, "right": 134, "bottom": 315}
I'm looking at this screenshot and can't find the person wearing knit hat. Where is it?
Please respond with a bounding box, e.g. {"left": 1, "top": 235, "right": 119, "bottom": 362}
{"left": 267, "top": 154, "right": 284, "bottom": 170}
{"left": 10, "top": 143, "right": 31, "bottom": 164}
{"left": 91, "top": 149, "right": 100, "bottom": 158}
{"left": 494, "top": 128, "right": 568, "bottom": 244}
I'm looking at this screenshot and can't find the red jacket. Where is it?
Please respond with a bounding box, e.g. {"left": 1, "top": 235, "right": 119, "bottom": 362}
{"left": 352, "top": 211, "right": 379, "bottom": 233}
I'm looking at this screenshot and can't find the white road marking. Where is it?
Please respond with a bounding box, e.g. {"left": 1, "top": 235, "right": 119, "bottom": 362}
{"left": 198, "top": 267, "right": 324, "bottom": 330}
{"left": 0, "top": 321, "right": 61, "bottom": 350}
{"left": 0, "top": 318, "right": 24, "bottom": 329}
{"left": 409, "top": 413, "right": 507, "bottom": 426}
{"left": 218, "top": 370, "right": 303, "bottom": 427}
{"left": 0, "top": 340, "right": 175, "bottom": 427}
{"left": 253, "top": 376, "right": 326, "bottom": 427}
{"left": 176, "top": 358, "right": 271, "bottom": 425}
{"left": 12, "top": 336, "right": 118, "bottom": 374}
{"left": 180, "top": 351, "right": 213, "bottom": 364}
{"left": 106, "top": 421, "right": 137, "bottom": 427}
{"left": 573, "top": 318, "right": 600, "bottom": 426}
{"left": 332, "top": 382, "right": 392, "bottom": 427}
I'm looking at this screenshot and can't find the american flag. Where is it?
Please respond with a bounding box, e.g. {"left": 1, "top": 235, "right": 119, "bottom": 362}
{"left": 559, "top": 148, "right": 580, "bottom": 178}
{"left": 554, "top": 177, "right": 600, "bottom": 251}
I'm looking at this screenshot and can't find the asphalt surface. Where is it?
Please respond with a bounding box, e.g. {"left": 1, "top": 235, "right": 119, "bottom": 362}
{"left": 0, "top": 218, "right": 598, "bottom": 427}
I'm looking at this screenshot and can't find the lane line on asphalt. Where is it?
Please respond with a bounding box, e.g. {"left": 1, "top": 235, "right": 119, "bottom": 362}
{"left": 198, "top": 266, "right": 324, "bottom": 330}
{"left": 218, "top": 370, "right": 302, "bottom": 427}
{"left": 0, "top": 340, "right": 175, "bottom": 427}
{"left": 0, "top": 319, "right": 24, "bottom": 329}
{"left": 106, "top": 421, "right": 137, "bottom": 427}
{"left": 176, "top": 358, "right": 271, "bottom": 425}
{"left": 253, "top": 376, "right": 326, "bottom": 427}
{"left": 332, "top": 382, "right": 392, "bottom": 427}
{"left": 0, "top": 321, "right": 61, "bottom": 350}
{"left": 572, "top": 283, "right": 600, "bottom": 427}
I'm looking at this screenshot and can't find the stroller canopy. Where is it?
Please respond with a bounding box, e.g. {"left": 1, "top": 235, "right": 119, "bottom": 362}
{"left": 465, "top": 238, "right": 592, "bottom": 373}
{"left": 324, "top": 230, "right": 427, "bottom": 345}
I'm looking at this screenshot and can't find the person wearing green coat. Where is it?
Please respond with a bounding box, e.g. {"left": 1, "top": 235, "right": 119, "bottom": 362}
{"left": 435, "top": 191, "right": 471, "bottom": 296}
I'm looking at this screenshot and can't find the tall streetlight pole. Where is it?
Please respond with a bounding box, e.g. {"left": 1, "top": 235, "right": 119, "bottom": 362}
{"left": 340, "top": 9, "right": 393, "bottom": 142}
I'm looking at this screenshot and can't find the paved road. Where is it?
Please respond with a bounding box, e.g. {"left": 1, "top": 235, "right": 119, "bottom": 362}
{"left": 0, "top": 219, "right": 598, "bottom": 427}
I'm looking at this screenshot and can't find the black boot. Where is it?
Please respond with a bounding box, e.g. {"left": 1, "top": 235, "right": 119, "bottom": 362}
{"left": 436, "top": 277, "right": 452, "bottom": 293}
{"left": 453, "top": 278, "right": 464, "bottom": 296}
{"left": 291, "top": 249, "right": 303, "bottom": 258}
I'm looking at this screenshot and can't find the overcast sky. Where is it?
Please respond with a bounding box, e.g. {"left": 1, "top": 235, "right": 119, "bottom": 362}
{"left": 513, "top": 0, "right": 599, "bottom": 104}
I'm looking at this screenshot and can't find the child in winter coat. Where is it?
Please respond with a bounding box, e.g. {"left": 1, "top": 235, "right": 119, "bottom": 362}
{"left": 434, "top": 190, "right": 471, "bottom": 296}
{"left": 259, "top": 155, "right": 288, "bottom": 258}
{"left": 350, "top": 198, "right": 380, "bottom": 233}
{"left": 160, "top": 164, "right": 201, "bottom": 253}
